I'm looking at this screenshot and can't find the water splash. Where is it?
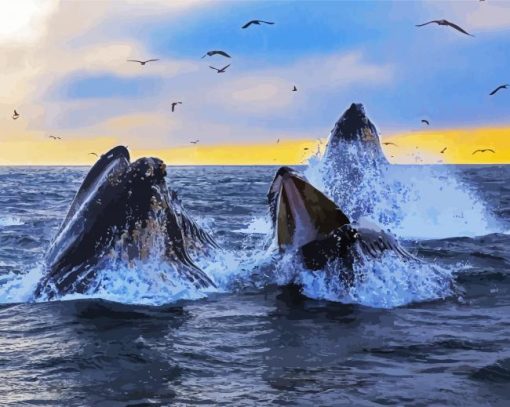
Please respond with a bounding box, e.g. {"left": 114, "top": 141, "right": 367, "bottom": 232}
{"left": 299, "top": 255, "right": 454, "bottom": 309}
{"left": 0, "top": 266, "right": 43, "bottom": 304}
{"left": 305, "top": 143, "right": 500, "bottom": 239}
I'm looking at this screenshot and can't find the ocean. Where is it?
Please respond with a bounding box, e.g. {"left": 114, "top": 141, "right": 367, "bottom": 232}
{"left": 0, "top": 163, "right": 509, "bottom": 406}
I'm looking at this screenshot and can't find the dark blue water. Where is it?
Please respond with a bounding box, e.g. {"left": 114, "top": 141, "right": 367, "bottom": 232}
{"left": 0, "top": 165, "right": 509, "bottom": 406}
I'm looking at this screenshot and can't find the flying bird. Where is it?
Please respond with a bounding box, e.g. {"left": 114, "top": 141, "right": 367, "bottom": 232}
{"left": 383, "top": 142, "right": 398, "bottom": 147}
{"left": 241, "top": 20, "right": 275, "bottom": 29}
{"left": 421, "top": 119, "right": 430, "bottom": 125}
{"left": 127, "top": 59, "right": 160, "bottom": 66}
{"left": 489, "top": 84, "right": 509, "bottom": 95}
{"left": 276, "top": 138, "right": 280, "bottom": 144}
{"left": 472, "top": 149, "right": 495, "bottom": 154}
{"left": 171, "top": 102, "right": 182, "bottom": 112}
{"left": 190, "top": 140, "right": 199, "bottom": 144}
{"left": 303, "top": 147, "right": 309, "bottom": 151}
{"left": 89, "top": 152, "right": 98, "bottom": 157}
{"left": 12, "top": 110, "right": 19, "bottom": 120}
{"left": 292, "top": 86, "right": 297, "bottom": 92}
{"left": 209, "top": 64, "right": 231, "bottom": 73}
{"left": 201, "top": 50, "right": 231, "bottom": 59}
{"left": 48, "top": 135, "right": 62, "bottom": 140}
{"left": 416, "top": 20, "right": 474, "bottom": 37}
{"left": 440, "top": 147, "right": 447, "bottom": 154}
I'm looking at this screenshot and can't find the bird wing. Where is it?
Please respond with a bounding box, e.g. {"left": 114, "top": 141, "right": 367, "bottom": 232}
{"left": 221, "top": 64, "right": 231, "bottom": 70}
{"left": 490, "top": 85, "right": 505, "bottom": 95}
{"left": 416, "top": 20, "right": 439, "bottom": 27}
{"left": 487, "top": 149, "right": 496, "bottom": 153}
{"left": 445, "top": 21, "right": 474, "bottom": 36}
{"left": 127, "top": 60, "right": 143, "bottom": 63}
{"left": 145, "top": 59, "right": 160, "bottom": 63}
{"left": 209, "top": 66, "right": 219, "bottom": 71}
{"left": 472, "top": 150, "right": 482, "bottom": 154}
{"left": 242, "top": 20, "right": 255, "bottom": 28}
{"left": 216, "top": 51, "right": 231, "bottom": 58}
{"left": 260, "top": 21, "right": 275, "bottom": 25}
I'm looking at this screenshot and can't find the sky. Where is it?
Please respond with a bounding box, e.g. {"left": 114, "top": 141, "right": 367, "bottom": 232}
{"left": 0, "top": 0, "right": 509, "bottom": 165}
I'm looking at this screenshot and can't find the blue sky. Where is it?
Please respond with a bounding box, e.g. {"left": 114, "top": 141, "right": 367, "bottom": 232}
{"left": 3, "top": 0, "right": 510, "bottom": 151}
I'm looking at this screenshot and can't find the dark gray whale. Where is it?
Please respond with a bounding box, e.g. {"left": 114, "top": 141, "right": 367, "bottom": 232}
{"left": 35, "top": 146, "right": 217, "bottom": 299}
{"left": 324, "top": 102, "right": 388, "bottom": 165}
{"left": 268, "top": 166, "right": 417, "bottom": 284}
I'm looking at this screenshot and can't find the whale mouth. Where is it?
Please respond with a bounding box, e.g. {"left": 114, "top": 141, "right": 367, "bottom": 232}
{"left": 268, "top": 167, "right": 350, "bottom": 249}
{"left": 36, "top": 146, "right": 216, "bottom": 299}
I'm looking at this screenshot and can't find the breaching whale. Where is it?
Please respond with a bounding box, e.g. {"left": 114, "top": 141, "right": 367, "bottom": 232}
{"left": 320, "top": 102, "right": 391, "bottom": 220}
{"left": 35, "top": 146, "right": 217, "bottom": 299}
{"left": 268, "top": 166, "right": 417, "bottom": 284}
{"left": 324, "top": 102, "right": 388, "bottom": 165}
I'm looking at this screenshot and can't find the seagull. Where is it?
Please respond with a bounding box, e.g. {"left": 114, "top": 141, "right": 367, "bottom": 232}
{"left": 209, "top": 64, "right": 231, "bottom": 73}
{"left": 383, "top": 142, "right": 398, "bottom": 147}
{"left": 416, "top": 20, "right": 474, "bottom": 37}
{"left": 292, "top": 86, "right": 297, "bottom": 92}
{"left": 190, "top": 140, "right": 199, "bottom": 144}
{"left": 473, "top": 149, "right": 495, "bottom": 154}
{"left": 127, "top": 59, "right": 159, "bottom": 66}
{"left": 89, "top": 152, "right": 98, "bottom": 157}
{"left": 440, "top": 147, "right": 447, "bottom": 154}
{"left": 201, "top": 50, "right": 231, "bottom": 59}
{"left": 12, "top": 110, "right": 19, "bottom": 120}
{"left": 241, "top": 20, "right": 275, "bottom": 29}
{"left": 489, "top": 84, "right": 509, "bottom": 96}
{"left": 171, "top": 102, "right": 182, "bottom": 112}
{"left": 48, "top": 135, "right": 62, "bottom": 140}
{"left": 421, "top": 119, "right": 430, "bottom": 125}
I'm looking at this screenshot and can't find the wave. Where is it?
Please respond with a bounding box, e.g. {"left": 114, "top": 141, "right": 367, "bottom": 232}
{"left": 0, "top": 216, "right": 24, "bottom": 227}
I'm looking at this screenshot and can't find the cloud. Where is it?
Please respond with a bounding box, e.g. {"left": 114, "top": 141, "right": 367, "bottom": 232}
{"left": 423, "top": 1, "right": 510, "bottom": 33}
{"left": 210, "top": 51, "right": 393, "bottom": 115}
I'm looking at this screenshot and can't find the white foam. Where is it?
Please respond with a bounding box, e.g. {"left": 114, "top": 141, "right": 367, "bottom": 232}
{"left": 0, "top": 216, "right": 24, "bottom": 227}
{"left": 305, "top": 143, "right": 500, "bottom": 239}
{"left": 0, "top": 266, "right": 43, "bottom": 303}
{"left": 234, "top": 216, "right": 272, "bottom": 234}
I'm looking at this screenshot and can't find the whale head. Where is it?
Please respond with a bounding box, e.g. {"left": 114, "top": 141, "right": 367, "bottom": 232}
{"left": 268, "top": 166, "right": 350, "bottom": 249}
{"left": 324, "top": 102, "right": 387, "bottom": 164}
{"left": 35, "top": 146, "right": 216, "bottom": 299}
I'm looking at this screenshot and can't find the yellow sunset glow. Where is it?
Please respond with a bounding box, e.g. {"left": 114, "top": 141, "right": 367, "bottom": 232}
{"left": 0, "top": 125, "right": 508, "bottom": 166}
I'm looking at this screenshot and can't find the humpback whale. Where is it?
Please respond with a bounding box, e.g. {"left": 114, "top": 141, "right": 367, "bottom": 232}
{"left": 324, "top": 102, "right": 388, "bottom": 165}
{"left": 268, "top": 166, "right": 417, "bottom": 284}
{"left": 318, "top": 102, "right": 392, "bottom": 221}
{"left": 35, "top": 146, "right": 217, "bottom": 299}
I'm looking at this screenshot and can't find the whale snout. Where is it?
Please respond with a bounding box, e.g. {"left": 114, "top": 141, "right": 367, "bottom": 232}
{"left": 131, "top": 157, "right": 167, "bottom": 182}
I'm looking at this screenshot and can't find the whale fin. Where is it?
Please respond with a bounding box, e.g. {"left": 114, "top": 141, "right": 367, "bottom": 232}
{"left": 354, "top": 224, "right": 419, "bottom": 262}
{"left": 300, "top": 223, "right": 418, "bottom": 273}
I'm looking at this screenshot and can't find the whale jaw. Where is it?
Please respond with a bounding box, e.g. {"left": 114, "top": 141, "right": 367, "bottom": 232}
{"left": 268, "top": 167, "right": 350, "bottom": 249}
